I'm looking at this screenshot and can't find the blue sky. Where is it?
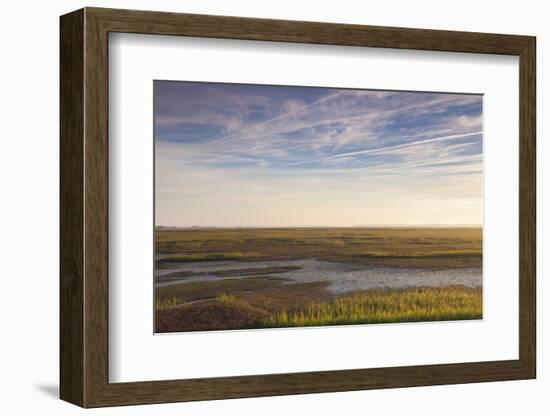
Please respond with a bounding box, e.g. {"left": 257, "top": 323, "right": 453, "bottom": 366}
{"left": 154, "top": 81, "right": 483, "bottom": 227}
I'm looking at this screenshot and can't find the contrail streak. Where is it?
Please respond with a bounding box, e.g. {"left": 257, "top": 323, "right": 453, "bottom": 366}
{"left": 286, "top": 131, "right": 482, "bottom": 166}
{"left": 210, "top": 91, "right": 346, "bottom": 144}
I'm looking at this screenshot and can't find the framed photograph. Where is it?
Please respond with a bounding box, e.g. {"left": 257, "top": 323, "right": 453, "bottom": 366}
{"left": 60, "top": 7, "right": 536, "bottom": 407}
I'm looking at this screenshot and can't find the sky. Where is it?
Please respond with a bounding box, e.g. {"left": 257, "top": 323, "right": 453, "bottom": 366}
{"left": 154, "top": 81, "right": 483, "bottom": 227}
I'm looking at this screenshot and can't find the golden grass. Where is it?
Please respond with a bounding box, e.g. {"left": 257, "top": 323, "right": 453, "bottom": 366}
{"left": 155, "top": 276, "right": 290, "bottom": 309}
{"left": 157, "top": 251, "right": 262, "bottom": 263}
{"left": 155, "top": 227, "right": 482, "bottom": 268}
{"left": 156, "top": 297, "right": 187, "bottom": 310}
{"left": 156, "top": 286, "right": 482, "bottom": 330}
{"left": 262, "top": 286, "right": 482, "bottom": 327}
{"left": 358, "top": 249, "right": 481, "bottom": 258}
{"left": 154, "top": 227, "right": 483, "bottom": 331}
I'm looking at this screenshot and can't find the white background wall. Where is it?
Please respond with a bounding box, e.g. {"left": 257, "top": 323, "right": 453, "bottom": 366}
{"left": 0, "top": 0, "right": 546, "bottom": 414}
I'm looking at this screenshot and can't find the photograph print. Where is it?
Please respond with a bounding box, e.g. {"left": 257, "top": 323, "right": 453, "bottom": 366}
{"left": 154, "top": 80, "right": 483, "bottom": 333}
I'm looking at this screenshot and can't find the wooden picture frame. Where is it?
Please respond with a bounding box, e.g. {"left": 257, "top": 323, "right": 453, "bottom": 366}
{"left": 60, "top": 7, "right": 536, "bottom": 408}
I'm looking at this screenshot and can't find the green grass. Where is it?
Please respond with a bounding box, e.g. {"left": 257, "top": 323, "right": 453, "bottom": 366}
{"left": 157, "top": 251, "right": 262, "bottom": 263}
{"left": 217, "top": 292, "right": 251, "bottom": 308}
{"left": 154, "top": 227, "right": 483, "bottom": 331}
{"left": 261, "top": 286, "right": 482, "bottom": 327}
{"left": 357, "top": 249, "right": 482, "bottom": 258}
{"left": 155, "top": 276, "right": 291, "bottom": 309}
{"left": 156, "top": 297, "right": 186, "bottom": 310}
{"left": 155, "top": 227, "right": 482, "bottom": 268}
{"left": 156, "top": 284, "right": 482, "bottom": 330}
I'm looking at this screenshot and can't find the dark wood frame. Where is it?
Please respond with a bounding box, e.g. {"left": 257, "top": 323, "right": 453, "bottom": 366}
{"left": 60, "top": 7, "right": 536, "bottom": 408}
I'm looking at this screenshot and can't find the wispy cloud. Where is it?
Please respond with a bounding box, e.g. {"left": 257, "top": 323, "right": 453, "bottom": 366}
{"left": 154, "top": 81, "right": 483, "bottom": 226}
{"left": 209, "top": 90, "right": 346, "bottom": 144}
{"left": 286, "top": 131, "right": 482, "bottom": 166}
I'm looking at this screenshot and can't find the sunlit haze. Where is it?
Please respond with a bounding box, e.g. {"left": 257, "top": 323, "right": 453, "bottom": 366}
{"left": 154, "top": 81, "right": 483, "bottom": 227}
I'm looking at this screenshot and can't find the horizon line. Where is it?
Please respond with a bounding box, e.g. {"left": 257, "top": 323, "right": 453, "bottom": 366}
{"left": 156, "top": 224, "right": 483, "bottom": 229}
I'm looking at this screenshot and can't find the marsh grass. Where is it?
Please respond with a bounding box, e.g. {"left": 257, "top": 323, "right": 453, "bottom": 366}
{"left": 157, "top": 251, "right": 262, "bottom": 263}
{"left": 357, "top": 249, "right": 481, "bottom": 258}
{"left": 155, "top": 276, "right": 290, "bottom": 309}
{"left": 261, "top": 286, "right": 482, "bottom": 327}
{"left": 155, "top": 227, "right": 482, "bottom": 268}
{"left": 156, "top": 285, "right": 481, "bottom": 330}
{"left": 156, "top": 296, "right": 187, "bottom": 310}
{"left": 154, "top": 227, "right": 483, "bottom": 331}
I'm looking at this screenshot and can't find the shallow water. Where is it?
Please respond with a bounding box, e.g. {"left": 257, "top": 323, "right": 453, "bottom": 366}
{"left": 155, "top": 258, "right": 481, "bottom": 294}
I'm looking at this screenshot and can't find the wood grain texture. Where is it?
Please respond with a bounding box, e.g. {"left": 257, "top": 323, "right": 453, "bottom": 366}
{"left": 89, "top": 7, "right": 532, "bottom": 54}
{"left": 518, "top": 38, "right": 536, "bottom": 375}
{"left": 59, "top": 8, "right": 84, "bottom": 407}
{"left": 83, "top": 10, "right": 110, "bottom": 406}
{"left": 59, "top": 7, "right": 537, "bottom": 408}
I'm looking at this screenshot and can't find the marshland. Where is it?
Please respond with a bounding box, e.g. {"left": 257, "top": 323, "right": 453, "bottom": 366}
{"left": 155, "top": 227, "right": 482, "bottom": 332}
{"left": 153, "top": 83, "right": 484, "bottom": 333}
